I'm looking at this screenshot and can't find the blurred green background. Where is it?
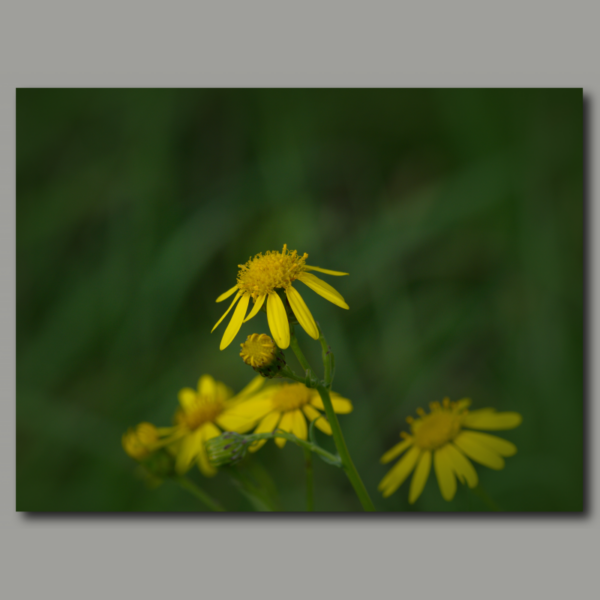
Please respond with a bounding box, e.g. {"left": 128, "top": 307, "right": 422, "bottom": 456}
{"left": 17, "top": 89, "right": 583, "bottom": 512}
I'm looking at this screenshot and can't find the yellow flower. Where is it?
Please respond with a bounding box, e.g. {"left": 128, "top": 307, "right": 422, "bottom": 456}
{"left": 122, "top": 422, "right": 160, "bottom": 460}
{"left": 160, "top": 374, "right": 264, "bottom": 477}
{"left": 217, "top": 382, "right": 353, "bottom": 451}
{"left": 378, "top": 399, "right": 522, "bottom": 503}
{"left": 212, "top": 244, "right": 349, "bottom": 350}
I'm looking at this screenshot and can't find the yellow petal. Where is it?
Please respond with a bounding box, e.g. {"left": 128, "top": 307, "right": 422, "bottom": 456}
{"left": 266, "top": 292, "right": 290, "bottom": 349}
{"left": 380, "top": 438, "right": 413, "bottom": 464}
{"left": 311, "top": 393, "right": 353, "bottom": 414}
{"left": 178, "top": 388, "right": 197, "bottom": 412}
{"left": 249, "top": 411, "right": 281, "bottom": 453}
{"left": 378, "top": 446, "right": 421, "bottom": 498}
{"left": 454, "top": 398, "right": 471, "bottom": 411}
{"left": 434, "top": 446, "right": 457, "bottom": 501}
{"left": 291, "top": 409, "right": 308, "bottom": 441}
{"left": 211, "top": 290, "right": 242, "bottom": 333}
{"left": 459, "top": 430, "right": 517, "bottom": 457}
{"left": 275, "top": 411, "right": 294, "bottom": 448}
{"left": 298, "top": 272, "right": 349, "bottom": 309}
{"left": 305, "top": 265, "right": 349, "bottom": 276}
{"left": 286, "top": 286, "right": 319, "bottom": 339}
{"left": 463, "top": 409, "right": 523, "bottom": 431}
{"left": 243, "top": 293, "right": 266, "bottom": 323}
{"left": 196, "top": 424, "right": 220, "bottom": 477}
{"left": 303, "top": 404, "right": 332, "bottom": 435}
{"left": 197, "top": 374, "right": 216, "bottom": 397}
{"left": 201, "top": 422, "right": 221, "bottom": 441}
{"left": 175, "top": 430, "right": 203, "bottom": 475}
{"left": 220, "top": 293, "right": 250, "bottom": 350}
{"left": 217, "top": 397, "right": 273, "bottom": 432}
{"left": 216, "top": 285, "right": 239, "bottom": 302}
{"left": 446, "top": 443, "right": 478, "bottom": 488}
{"left": 453, "top": 432, "right": 505, "bottom": 470}
{"left": 409, "top": 450, "right": 432, "bottom": 504}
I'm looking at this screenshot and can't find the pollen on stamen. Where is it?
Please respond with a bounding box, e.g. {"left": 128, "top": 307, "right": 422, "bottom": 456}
{"left": 236, "top": 245, "right": 309, "bottom": 299}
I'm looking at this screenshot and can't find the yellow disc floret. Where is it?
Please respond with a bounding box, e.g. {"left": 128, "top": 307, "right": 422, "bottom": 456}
{"left": 240, "top": 333, "right": 278, "bottom": 368}
{"left": 176, "top": 397, "right": 225, "bottom": 431}
{"left": 237, "top": 244, "right": 308, "bottom": 299}
{"left": 409, "top": 399, "right": 467, "bottom": 451}
{"left": 271, "top": 383, "right": 313, "bottom": 412}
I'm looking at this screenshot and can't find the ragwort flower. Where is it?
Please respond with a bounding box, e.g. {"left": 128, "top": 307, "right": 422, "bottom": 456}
{"left": 218, "top": 382, "right": 353, "bottom": 451}
{"left": 212, "top": 244, "right": 349, "bottom": 350}
{"left": 379, "top": 399, "right": 522, "bottom": 503}
{"left": 160, "top": 374, "right": 263, "bottom": 477}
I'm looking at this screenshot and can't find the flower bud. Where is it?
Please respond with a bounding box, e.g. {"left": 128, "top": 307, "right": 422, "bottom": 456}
{"left": 206, "top": 431, "right": 250, "bottom": 467}
{"left": 122, "top": 422, "right": 160, "bottom": 461}
{"left": 240, "top": 333, "right": 286, "bottom": 378}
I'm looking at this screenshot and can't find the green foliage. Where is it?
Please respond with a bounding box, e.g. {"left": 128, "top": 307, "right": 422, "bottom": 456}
{"left": 17, "top": 89, "right": 583, "bottom": 511}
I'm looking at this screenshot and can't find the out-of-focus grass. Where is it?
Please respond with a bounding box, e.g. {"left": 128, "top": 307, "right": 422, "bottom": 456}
{"left": 17, "top": 89, "right": 582, "bottom": 511}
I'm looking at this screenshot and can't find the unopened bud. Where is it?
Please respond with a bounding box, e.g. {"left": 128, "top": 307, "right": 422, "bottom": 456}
{"left": 240, "top": 333, "right": 286, "bottom": 378}
{"left": 122, "top": 422, "right": 159, "bottom": 461}
{"left": 206, "top": 431, "right": 251, "bottom": 467}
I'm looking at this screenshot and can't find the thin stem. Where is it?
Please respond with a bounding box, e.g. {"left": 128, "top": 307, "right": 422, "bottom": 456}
{"left": 248, "top": 431, "right": 341, "bottom": 467}
{"left": 316, "top": 322, "right": 333, "bottom": 388}
{"left": 175, "top": 476, "right": 225, "bottom": 512}
{"left": 303, "top": 447, "right": 314, "bottom": 511}
{"left": 316, "top": 385, "right": 376, "bottom": 512}
{"left": 289, "top": 323, "right": 313, "bottom": 375}
{"left": 288, "top": 329, "right": 376, "bottom": 512}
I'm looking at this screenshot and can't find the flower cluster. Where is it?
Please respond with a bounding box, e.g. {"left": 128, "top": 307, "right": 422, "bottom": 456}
{"left": 124, "top": 373, "right": 352, "bottom": 476}
{"left": 123, "top": 244, "right": 524, "bottom": 512}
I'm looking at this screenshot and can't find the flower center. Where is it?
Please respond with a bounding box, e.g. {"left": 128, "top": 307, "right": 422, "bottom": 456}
{"left": 177, "top": 398, "right": 224, "bottom": 431}
{"left": 412, "top": 411, "right": 462, "bottom": 451}
{"left": 240, "top": 333, "right": 278, "bottom": 367}
{"left": 237, "top": 244, "right": 308, "bottom": 299}
{"left": 271, "top": 383, "right": 312, "bottom": 412}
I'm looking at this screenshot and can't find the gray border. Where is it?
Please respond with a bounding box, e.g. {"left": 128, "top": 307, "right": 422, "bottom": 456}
{"left": 4, "top": 1, "right": 597, "bottom": 598}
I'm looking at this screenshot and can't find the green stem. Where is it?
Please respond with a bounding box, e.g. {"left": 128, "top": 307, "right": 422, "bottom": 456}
{"left": 303, "top": 447, "right": 314, "bottom": 511}
{"left": 289, "top": 324, "right": 313, "bottom": 375}
{"left": 316, "top": 385, "right": 376, "bottom": 512}
{"left": 289, "top": 330, "right": 376, "bottom": 512}
{"left": 316, "top": 322, "right": 334, "bottom": 388}
{"left": 248, "top": 431, "right": 341, "bottom": 467}
{"left": 175, "top": 476, "right": 225, "bottom": 512}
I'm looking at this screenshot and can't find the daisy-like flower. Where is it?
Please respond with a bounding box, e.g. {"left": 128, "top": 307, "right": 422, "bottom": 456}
{"left": 218, "top": 382, "right": 353, "bottom": 451}
{"left": 378, "top": 399, "right": 522, "bottom": 503}
{"left": 212, "top": 244, "right": 349, "bottom": 350}
{"left": 160, "top": 374, "right": 264, "bottom": 477}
